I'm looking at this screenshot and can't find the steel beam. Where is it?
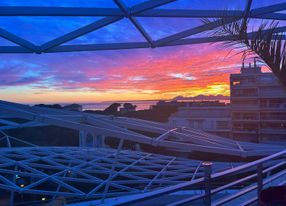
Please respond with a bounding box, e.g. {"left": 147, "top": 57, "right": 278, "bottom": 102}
{"left": 114, "top": 0, "right": 154, "bottom": 47}
{"left": 131, "top": 0, "right": 176, "bottom": 14}
{"left": 40, "top": 16, "right": 123, "bottom": 52}
{"left": 0, "top": 7, "right": 123, "bottom": 16}
{"left": 0, "top": 28, "right": 36, "bottom": 51}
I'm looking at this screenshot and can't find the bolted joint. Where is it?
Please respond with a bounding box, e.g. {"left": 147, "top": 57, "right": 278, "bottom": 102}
{"left": 34, "top": 46, "right": 42, "bottom": 54}
{"left": 150, "top": 43, "right": 156, "bottom": 48}
{"left": 125, "top": 10, "right": 132, "bottom": 18}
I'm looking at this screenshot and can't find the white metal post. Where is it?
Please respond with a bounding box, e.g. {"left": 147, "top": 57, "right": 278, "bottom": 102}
{"left": 79, "top": 130, "right": 86, "bottom": 147}
{"left": 257, "top": 163, "right": 263, "bottom": 206}
{"left": 203, "top": 162, "right": 212, "bottom": 206}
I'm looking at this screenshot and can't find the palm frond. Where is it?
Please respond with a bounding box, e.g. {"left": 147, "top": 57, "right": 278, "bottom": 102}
{"left": 202, "top": 15, "right": 286, "bottom": 88}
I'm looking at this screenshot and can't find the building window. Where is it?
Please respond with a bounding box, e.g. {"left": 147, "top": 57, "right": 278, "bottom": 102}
{"left": 261, "top": 123, "right": 286, "bottom": 130}
{"left": 247, "top": 77, "right": 256, "bottom": 83}
{"left": 232, "top": 113, "right": 257, "bottom": 120}
{"left": 216, "top": 121, "right": 229, "bottom": 129}
{"left": 259, "top": 76, "right": 275, "bottom": 84}
{"left": 232, "top": 88, "right": 257, "bottom": 96}
{"left": 233, "top": 123, "right": 258, "bottom": 132}
{"left": 232, "top": 100, "right": 257, "bottom": 106}
{"left": 261, "top": 112, "right": 286, "bottom": 120}
{"left": 191, "top": 120, "right": 203, "bottom": 129}
{"left": 232, "top": 80, "right": 241, "bottom": 86}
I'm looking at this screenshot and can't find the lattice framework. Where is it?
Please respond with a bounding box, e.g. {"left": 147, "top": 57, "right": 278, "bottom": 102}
{"left": 0, "top": 0, "right": 285, "bottom": 53}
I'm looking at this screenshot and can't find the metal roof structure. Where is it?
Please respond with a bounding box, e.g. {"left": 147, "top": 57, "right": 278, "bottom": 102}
{"left": 0, "top": 100, "right": 284, "bottom": 158}
{"left": 0, "top": 1, "right": 285, "bottom": 205}
{"left": 0, "top": 99, "right": 284, "bottom": 204}
{"left": 108, "top": 149, "right": 286, "bottom": 206}
{"left": 0, "top": 146, "right": 238, "bottom": 205}
{"left": 0, "top": 0, "right": 285, "bottom": 53}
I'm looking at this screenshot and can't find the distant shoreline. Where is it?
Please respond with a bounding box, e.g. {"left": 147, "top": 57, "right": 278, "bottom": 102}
{"left": 82, "top": 99, "right": 163, "bottom": 104}
{"left": 23, "top": 95, "right": 230, "bottom": 107}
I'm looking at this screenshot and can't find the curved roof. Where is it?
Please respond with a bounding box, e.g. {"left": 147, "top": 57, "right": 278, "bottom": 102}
{"left": 0, "top": 100, "right": 284, "bottom": 157}
{"left": 0, "top": 146, "right": 235, "bottom": 205}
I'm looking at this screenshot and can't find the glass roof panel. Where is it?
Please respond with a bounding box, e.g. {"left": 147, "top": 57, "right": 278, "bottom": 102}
{"left": 0, "top": 0, "right": 118, "bottom": 7}
{"left": 158, "top": 0, "right": 247, "bottom": 10}
{"left": 136, "top": 18, "right": 204, "bottom": 41}
{"left": 251, "top": 0, "right": 286, "bottom": 9}
{"left": 0, "top": 0, "right": 283, "bottom": 52}
{"left": 0, "top": 17, "right": 102, "bottom": 45}
{"left": 123, "top": 0, "right": 148, "bottom": 7}
{"left": 277, "top": 10, "right": 286, "bottom": 14}
{"left": 64, "top": 18, "right": 146, "bottom": 45}
{"left": 248, "top": 19, "right": 286, "bottom": 32}
{"left": 3, "top": 0, "right": 284, "bottom": 11}
{"left": 0, "top": 37, "right": 19, "bottom": 46}
{"left": 183, "top": 31, "right": 213, "bottom": 39}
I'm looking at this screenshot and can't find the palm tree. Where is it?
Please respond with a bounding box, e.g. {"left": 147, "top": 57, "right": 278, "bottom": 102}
{"left": 202, "top": 15, "right": 286, "bottom": 88}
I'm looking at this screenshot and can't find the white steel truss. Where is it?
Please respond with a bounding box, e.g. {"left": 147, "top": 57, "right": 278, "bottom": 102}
{"left": 0, "top": 146, "right": 237, "bottom": 205}
{"left": 0, "top": 0, "right": 285, "bottom": 54}
{"left": 0, "top": 100, "right": 284, "bottom": 158}
{"left": 107, "top": 149, "right": 286, "bottom": 206}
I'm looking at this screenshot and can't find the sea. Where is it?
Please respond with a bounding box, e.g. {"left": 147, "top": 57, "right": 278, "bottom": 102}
{"left": 81, "top": 99, "right": 230, "bottom": 111}
{"left": 81, "top": 100, "right": 158, "bottom": 111}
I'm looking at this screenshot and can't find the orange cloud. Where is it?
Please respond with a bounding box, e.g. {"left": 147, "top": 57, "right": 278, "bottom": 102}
{"left": 1, "top": 44, "right": 244, "bottom": 103}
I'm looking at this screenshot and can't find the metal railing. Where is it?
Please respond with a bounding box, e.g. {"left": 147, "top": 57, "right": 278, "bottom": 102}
{"left": 115, "top": 149, "right": 286, "bottom": 206}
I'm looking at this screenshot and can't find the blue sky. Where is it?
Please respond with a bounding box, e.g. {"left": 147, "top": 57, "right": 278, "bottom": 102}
{"left": 0, "top": 0, "right": 284, "bottom": 103}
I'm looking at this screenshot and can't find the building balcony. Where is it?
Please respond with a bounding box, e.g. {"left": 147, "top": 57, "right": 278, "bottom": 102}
{"left": 258, "top": 82, "right": 281, "bottom": 86}
{"left": 260, "top": 128, "right": 286, "bottom": 134}
{"left": 231, "top": 106, "right": 286, "bottom": 112}
{"left": 261, "top": 116, "right": 286, "bottom": 120}
{"left": 230, "top": 83, "right": 258, "bottom": 88}
{"left": 207, "top": 128, "right": 231, "bottom": 132}
{"left": 260, "top": 104, "right": 286, "bottom": 109}
{"left": 231, "top": 106, "right": 259, "bottom": 111}
{"left": 261, "top": 120, "right": 286, "bottom": 124}
{"left": 232, "top": 129, "right": 258, "bottom": 134}
{"left": 232, "top": 119, "right": 259, "bottom": 122}
{"left": 231, "top": 96, "right": 258, "bottom": 100}
{"left": 259, "top": 90, "right": 286, "bottom": 98}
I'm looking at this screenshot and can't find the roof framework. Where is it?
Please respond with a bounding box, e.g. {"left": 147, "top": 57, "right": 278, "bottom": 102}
{"left": 0, "top": 0, "right": 285, "bottom": 53}
{"left": 0, "top": 1, "right": 285, "bottom": 204}
{"left": 110, "top": 149, "right": 286, "bottom": 206}
{"left": 0, "top": 100, "right": 285, "bottom": 205}
{"left": 0, "top": 146, "right": 236, "bottom": 205}
{"left": 0, "top": 100, "right": 284, "bottom": 158}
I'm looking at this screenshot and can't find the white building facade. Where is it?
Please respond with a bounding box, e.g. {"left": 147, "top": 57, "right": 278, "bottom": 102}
{"left": 230, "top": 63, "right": 286, "bottom": 142}
{"left": 169, "top": 104, "right": 231, "bottom": 138}
{"left": 169, "top": 62, "right": 286, "bottom": 142}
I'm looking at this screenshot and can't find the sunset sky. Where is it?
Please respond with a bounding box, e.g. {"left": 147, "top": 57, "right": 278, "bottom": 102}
{"left": 0, "top": 0, "right": 280, "bottom": 103}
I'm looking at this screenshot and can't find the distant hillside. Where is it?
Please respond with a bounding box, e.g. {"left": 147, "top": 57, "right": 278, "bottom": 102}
{"left": 172, "top": 95, "right": 230, "bottom": 101}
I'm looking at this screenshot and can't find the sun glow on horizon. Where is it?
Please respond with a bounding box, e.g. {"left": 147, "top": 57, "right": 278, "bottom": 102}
{"left": 0, "top": 44, "right": 242, "bottom": 103}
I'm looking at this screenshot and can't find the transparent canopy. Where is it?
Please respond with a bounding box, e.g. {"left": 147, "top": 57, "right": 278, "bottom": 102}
{"left": 0, "top": 0, "right": 284, "bottom": 53}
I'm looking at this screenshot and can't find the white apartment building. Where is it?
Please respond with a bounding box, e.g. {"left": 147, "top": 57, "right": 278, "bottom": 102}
{"left": 169, "top": 102, "right": 231, "bottom": 138}
{"left": 169, "top": 61, "right": 286, "bottom": 142}
{"left": 230, "top": 62, "right": 286, "bottom": 142}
